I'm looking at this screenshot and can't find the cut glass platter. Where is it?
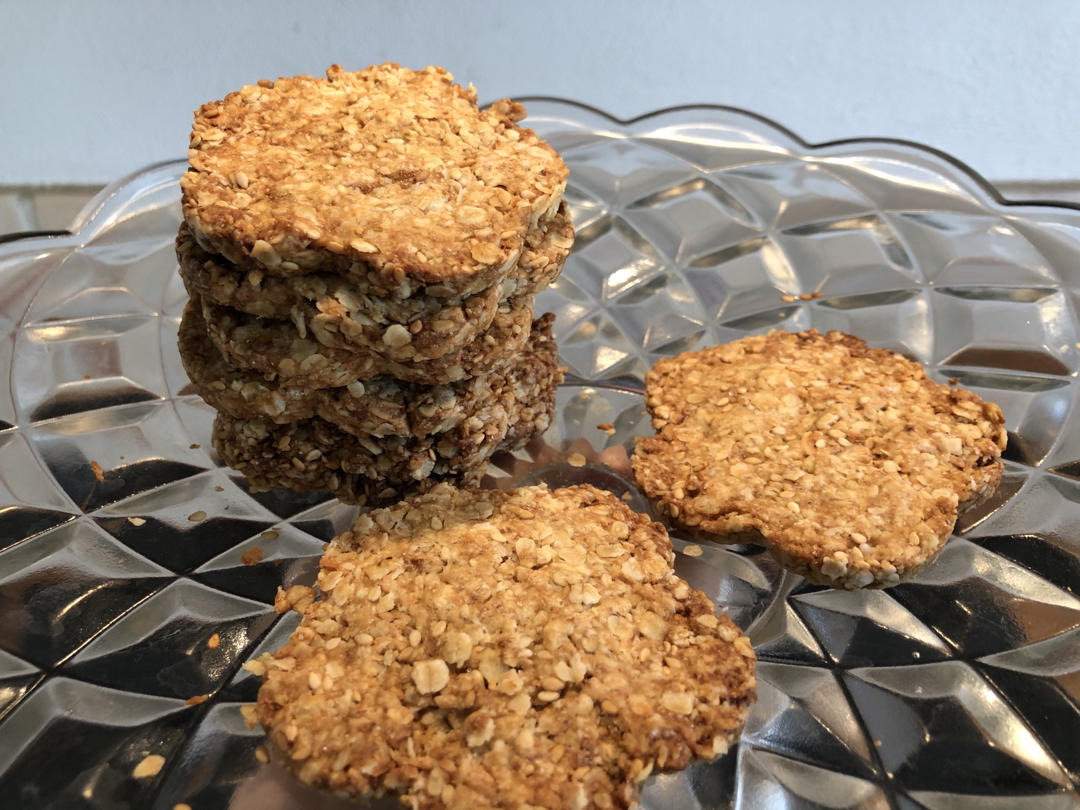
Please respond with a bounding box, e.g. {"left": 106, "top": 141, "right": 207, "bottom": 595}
{"left": 0, "top": 100, "right": 1077, "bottom": 809}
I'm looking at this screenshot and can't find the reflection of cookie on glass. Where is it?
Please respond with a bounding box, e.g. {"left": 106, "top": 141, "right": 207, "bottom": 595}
{"left": 632, "top": 330, "right": 1007, "bottom": 589}
{"left": 249, "top": 484, "right": 756, "bottom": 807}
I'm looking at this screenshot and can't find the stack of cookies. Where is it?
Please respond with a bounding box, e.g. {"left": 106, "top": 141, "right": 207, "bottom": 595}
{"left": 176, "top": 64, "right": 572, "bottom": 504}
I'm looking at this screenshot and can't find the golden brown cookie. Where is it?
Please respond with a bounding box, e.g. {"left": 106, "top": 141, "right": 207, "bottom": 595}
{"left": 198, "top": 294, "right": 535, "bottom": 388}
{"left": 248, "top": 484, "right": 756, "bottom": 807}
{"left": 211, "top": 417, "right": 486, "bottom": 506}
{"left": 179, "top": 302, "right": 560, "bottom": 438}
{"left": 181, "top": 64, "right": 568, "bottom": 297}
{"left": 211, "top": 365, "right": 556, "bottom": 486}
{"left": 176, "top": 204, "right": 572, "bottom": 360}
{"left": 211, "top": 384, "right": 556, "bottom": 505}
{"left": 632, "top": 330, "right": 1007, "bottom": 589}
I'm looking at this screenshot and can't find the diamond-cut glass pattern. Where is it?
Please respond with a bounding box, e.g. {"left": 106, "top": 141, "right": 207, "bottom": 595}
{"left": 61, "top": 580, "right": 276, "bottom": 699}
{"left": 0, "top": 104, "right": 1076, "bottom": 807}
{"left": 0, "top": 679, "right": 194, "bottom": 807}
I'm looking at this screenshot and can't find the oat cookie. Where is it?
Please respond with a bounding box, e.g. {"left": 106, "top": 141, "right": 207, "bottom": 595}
{"left": 214, "top": 410, "right": 506, "bottom": 484}
{"left": 181, "top": 64, "right": 568, "bottom": 297}
{"left": 250, "top": 484, "right": 756, "bottom": 808}
{"left": 212, "top": 388, "right": 555, "bottom": 504}
{"left": 199, "top": 294, "right": 534, "bottom": 388}
{"left": 632, "top": 330, "right": 1008, "bottom": 589}
{"left": 176, "top": 205, "right": 571, "bottom": 360}
{"left": 212, "top": 417, "right": 485, "bottom": 506}
{"left": 180, "top": 302, "right": 560, "bottom": 437}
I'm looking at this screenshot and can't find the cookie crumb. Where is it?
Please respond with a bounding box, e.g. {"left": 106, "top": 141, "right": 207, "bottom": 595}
{"left": 188, "top": 510, "right": 207, "bottom": 523}
{"left": 207, "top": 633, "right": 220, "bottom": 649}
{"left": 90, "top": 461, "right": 105, "bottom": 483}
{"left": 683, "top": 544, "right": 703, "bottom": 557}
{"left": 254, "top": 745, "right": 269, "bottom": 764}
{"left": 567, "top": 452, "right": 587, "bottom": 467}
{"left": 173, "top": 804, "right": 192, "bottom": 810}
{"left": 186, "top": 694, "right": 209, "bottom": 706}
{"left": 781, "top": 294, "right": 796, "bottom": 303}
{"left": 190, "top": 443, "right": 201, "bottom": 449}
{"left": 128, "top": 517, "right": 146, "bottom": 527}
{"left": 240, "top": 704, "right": 258, "bottom": 729}
{"left": 132, "top": 754, "right": 165, "bottom": 779}
{"left": 241, "top": 546, "right": 263, "bottom": 566}
{"left": 260, "top": 529, "right": 280, "bottom": 541}
{"left": 214, "top": 485, "right": 224, "bottom": 492}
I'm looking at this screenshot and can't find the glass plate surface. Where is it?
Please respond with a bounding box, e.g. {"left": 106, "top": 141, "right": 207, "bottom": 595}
{"left": 0, "top": 102, "right": 1078, "bottom": 809}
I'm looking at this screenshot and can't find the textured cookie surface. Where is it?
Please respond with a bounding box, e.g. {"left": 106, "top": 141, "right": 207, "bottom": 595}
{"left": 180, "top": 302, "right": 560, "bottom": 437}
{"left": 176, "top": 204, "right": 571, "bottom": 360}
{"left": 250, "top": 484, "right": 756, "bottom": 808}
{"left": 214, "top": 409, "right": 509, "bottom": 483}
{"left": 211, "top": 381, "right": 556, "bottom": 505}
{"left": 199, "top": 294, "right": 534, "bottom": 387}
{"left": 632, "top": 330, "right": 1008, "bottom": 589}
{"left": 212, "top": 416, "right": 488, "bottom": 506}
{"left": 181, "top": 64, "right": 568, "bottom": 294}
{"left": 211, "top": 360, "right": 556, "bottom": 484}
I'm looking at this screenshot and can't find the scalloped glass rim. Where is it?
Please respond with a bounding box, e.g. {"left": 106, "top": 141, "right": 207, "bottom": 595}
{"left": 6, "top": 100, "right": 1080, "bottom": 254}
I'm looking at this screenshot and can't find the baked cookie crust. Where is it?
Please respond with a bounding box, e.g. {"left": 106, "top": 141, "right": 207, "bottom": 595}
{"left": 632, "top": 330, "right": 1007, "bottom": 589}
{"left": 211, "top": 385, "right": 555, "bottom": 505}
{"left": 180, "top": 302, "right": 560, "bottom": 438}
{"left": 250, "top": 484, "right": 756, "bottom": 808}
{"left": 181, "top": 64, "right": 568, "bottom": 297}
{"left": 176, "top": 204, "right": 571, "bottom": 360}
{"left": 198, "top": 294, "right": 534, "bottom": 388}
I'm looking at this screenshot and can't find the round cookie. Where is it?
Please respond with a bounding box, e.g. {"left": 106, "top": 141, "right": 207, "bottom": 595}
{"left": 211, "top": 385, "right": 556, "bottom": 504}
{"left": 176, "top": 204, "right": 572, "bottom": 360}
{"left": 248, "top": 484, "right": 756, "bottom": 808}
{"left": 212, "top": 417, "right": 487, "bottom": 506}
{"left": 632, "top": 330, "right": 1008, "bottom": 589}
{"left": 198, "top": 294, "right": 535, "bottom": 388}
{"left": 181, "top": 64, "right": 568, "bottom": 297}
{"left": 179, "top": 302, "right": 560, "bottom": 438}
{"left": 214, "top": 409, "right": 509, "bottom": 484}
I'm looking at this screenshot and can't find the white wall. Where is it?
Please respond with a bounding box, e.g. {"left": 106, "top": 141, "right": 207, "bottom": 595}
{"left": 3, "top": 0, "right": 1078, "bottom": 185}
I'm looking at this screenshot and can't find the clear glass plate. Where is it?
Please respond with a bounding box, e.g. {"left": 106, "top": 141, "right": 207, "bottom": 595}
{"left": 0, "top": 101, "right": 1077, "bottom": 809}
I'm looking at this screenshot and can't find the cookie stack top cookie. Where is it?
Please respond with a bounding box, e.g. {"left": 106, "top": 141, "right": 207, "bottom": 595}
{"left": 181, "top": 63, "right": 568, "bottom": 295}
